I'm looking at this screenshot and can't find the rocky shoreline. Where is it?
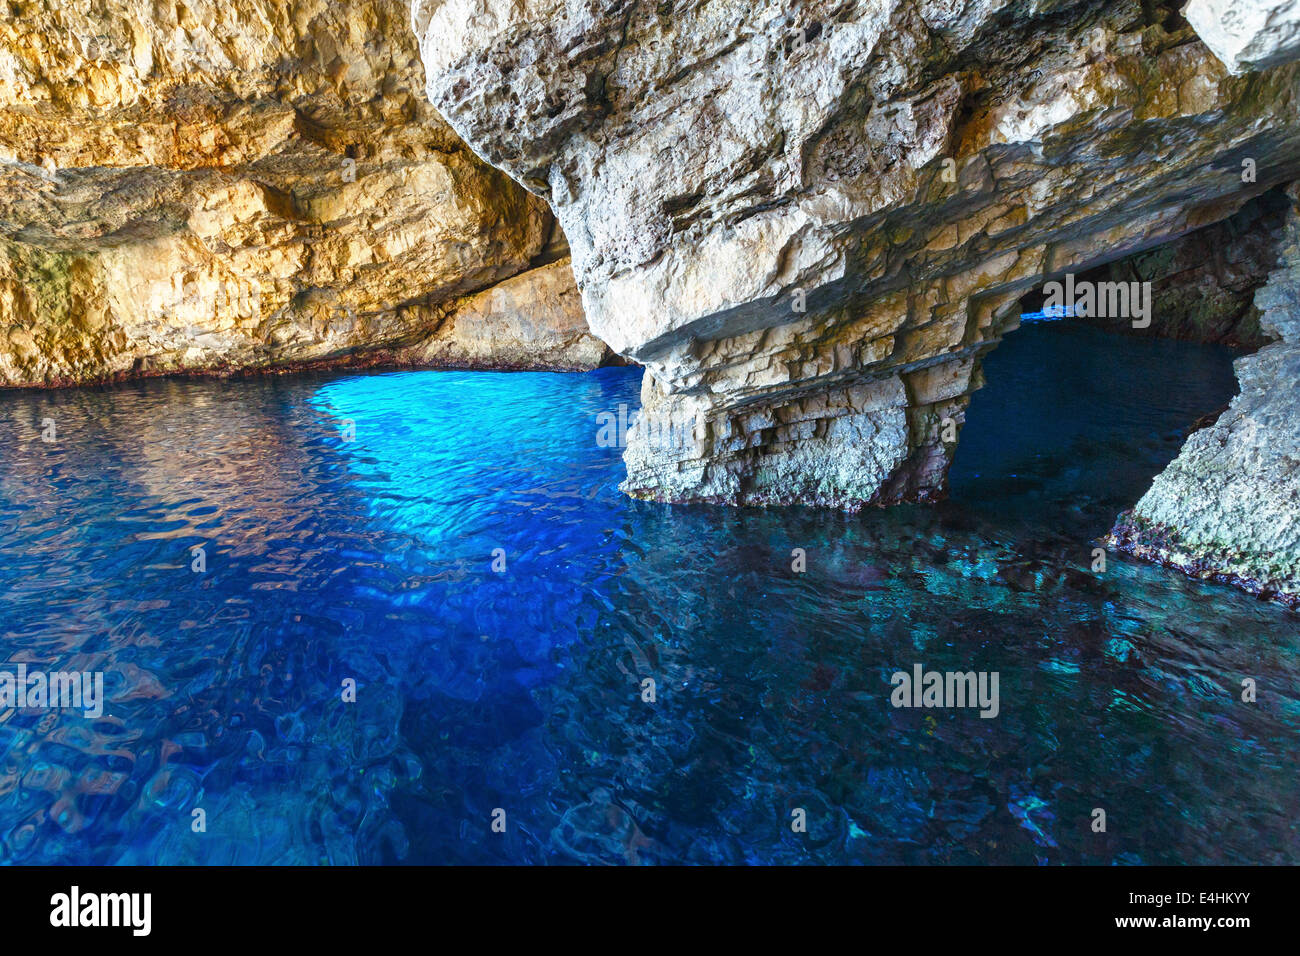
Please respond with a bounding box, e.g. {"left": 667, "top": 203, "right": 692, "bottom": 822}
{"left": 1105, "top": 196, "right": 1300, "bottom": 610}
{"left": 1109, "top": 511, "right": 1300, "bottom": 611}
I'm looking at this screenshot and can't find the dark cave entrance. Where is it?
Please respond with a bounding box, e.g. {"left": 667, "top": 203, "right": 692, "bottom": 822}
{"left": 945, "top": 188, "right": 1291, "bottom": 537}
{"left": 946, "top": 319, "right": 1240, "bottom": 537}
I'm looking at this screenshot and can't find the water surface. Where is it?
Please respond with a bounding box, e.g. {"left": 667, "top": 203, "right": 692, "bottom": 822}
{"left": 0, "top": 322, "right": 1295, "bottom": 864}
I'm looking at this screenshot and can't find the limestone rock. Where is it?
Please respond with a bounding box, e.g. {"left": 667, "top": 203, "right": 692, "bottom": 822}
{"left": 400, "top": 256, "right": 616, "bottom": 370}
{"left": 1036, "top": 189, "right": 1290, "bottom": 349}
{"left": 1110, "top": 196, "right": 1300, "bottom": 607}
{"left": 0, "top": 0, "right": 606, "bottom": 385}
{"left": 1185, "top": 0, "right": 1300, "bottom": 73}
{"left": 415, "top": 0, "right": 1300, "bottom": 509}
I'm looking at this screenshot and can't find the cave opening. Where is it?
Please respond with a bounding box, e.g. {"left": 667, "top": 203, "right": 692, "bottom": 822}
{"left": 945, "top": 315, "right": 1241, "bottom": 542}
{"left": 945, "top": 187, "right": 1291, "bottom": 540}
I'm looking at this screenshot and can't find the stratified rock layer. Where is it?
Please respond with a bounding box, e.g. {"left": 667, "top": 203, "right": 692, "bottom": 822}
{"left": 1110, "top": 193, "right": 1300, "bottom": 607}
{"left": 415, "top": 0, "right": 1300, "bottom": 510}
{"left": 0, "top": 0, "right": 610, "bottom": 384}
{"left": 1033, "top": 188, "right": 1290, "bottom": 349}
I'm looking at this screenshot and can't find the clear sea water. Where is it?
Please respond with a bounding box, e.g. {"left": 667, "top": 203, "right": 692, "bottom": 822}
{"left": 0, "top": 322, "right": 1295, "bottom": 865}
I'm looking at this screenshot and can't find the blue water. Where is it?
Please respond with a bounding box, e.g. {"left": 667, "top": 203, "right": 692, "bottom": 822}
{"left": 0, "top": 322, "right": 1296, "bottom": 865}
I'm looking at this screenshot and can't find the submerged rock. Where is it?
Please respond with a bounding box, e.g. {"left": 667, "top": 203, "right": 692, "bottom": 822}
{"left": 0, "top": 0, "right": 611, "bottom": 384}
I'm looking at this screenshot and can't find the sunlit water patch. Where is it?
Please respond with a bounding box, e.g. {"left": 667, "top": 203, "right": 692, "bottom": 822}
{"left": 0, "top": 322, "right": 1295, "bottom": 864}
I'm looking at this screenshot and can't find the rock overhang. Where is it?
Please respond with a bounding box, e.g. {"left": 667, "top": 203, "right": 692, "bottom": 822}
{"left": 413, "top": 0, "right": 1300, "bottom": 605}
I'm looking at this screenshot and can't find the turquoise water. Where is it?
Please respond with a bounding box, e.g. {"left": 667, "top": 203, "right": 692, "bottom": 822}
{"left": 0, "top": 322, "right": 1295, "bottom": 864}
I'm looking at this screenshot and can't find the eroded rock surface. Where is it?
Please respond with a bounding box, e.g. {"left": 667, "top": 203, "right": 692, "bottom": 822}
{"left": 398, "top": 255, "right": 612, "bottom": 370}
{"left": 0, "top": 0, "right": 610, "bottom": 384}
{"left": 1110, "top": 193, "right": 1300, "bottom": 607}
{"left": 1186, "top": 0, "right": 1300, "bottom": 73}
{"left": 416, "top": 0, "right": 1300, "bottom": 510}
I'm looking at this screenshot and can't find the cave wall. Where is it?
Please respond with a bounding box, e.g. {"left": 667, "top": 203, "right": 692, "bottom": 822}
{"left": 414, "top": 0, "right": 1300, "bottom": 511}
{"left": 1110, "top": 188, "right": 1300, "bottom": 607}
{"left": 1186, "top": 0, "right": 1300, "bottom": 73}
{"left": 1027, "top": 187, "right": 1291, "bottom": 349}
{"left": 0, "top": 0, "right": 610, "bottom": 385}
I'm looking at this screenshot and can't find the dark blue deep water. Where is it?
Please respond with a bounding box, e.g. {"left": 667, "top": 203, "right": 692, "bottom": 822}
{"left": 0, "top": 322, "right": 1296, "bottom": 865}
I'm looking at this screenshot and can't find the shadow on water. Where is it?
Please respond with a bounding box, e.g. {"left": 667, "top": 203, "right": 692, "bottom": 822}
{"left": 0, "top": 321, "right": 1294, "bottom": 865}
{"left": 948, "top": 320, "right": 1241, "bottom": 536}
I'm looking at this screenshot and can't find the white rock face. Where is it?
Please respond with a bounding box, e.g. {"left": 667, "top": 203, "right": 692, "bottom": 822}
{"left": 1185, "top": 0, "right": 1300, "bottom": 73}
{"left": 416, "top": 0, "right": 1300, "bottom": 512}
{"left": 403, "top": 257, "right": 611, "bottom": 370}
{"left": 1111, "top": 191, "right": 1300, "bottom": 606}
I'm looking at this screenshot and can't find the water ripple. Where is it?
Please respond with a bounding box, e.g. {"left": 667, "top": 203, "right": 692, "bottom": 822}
{"left": 0, "top": 326, "right": 1295, "bottom": 864}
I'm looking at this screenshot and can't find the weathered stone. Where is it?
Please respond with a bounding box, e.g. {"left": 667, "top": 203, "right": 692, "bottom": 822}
{"left": 0, "top": 0, "right": 607, "bottom": 385}
{"left": 400, "top": 256, "right": 616, "bottom": 370}
{"left": 1031, "top": 188, "right": 1291, "bottom": 349}
{"left": 1110, "top": 193, "right": 1300, "bottom": 607}
{"left": 415, "top": 0, "right": 1300, "bottom": 510}
{"left": 1186, "top": 0, "right": 1300, "bottom": 74}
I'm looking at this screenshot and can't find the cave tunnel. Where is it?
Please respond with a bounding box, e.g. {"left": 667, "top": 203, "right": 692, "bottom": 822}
{"left": 945, "top": 187, "right": 1292, "bottom": 539}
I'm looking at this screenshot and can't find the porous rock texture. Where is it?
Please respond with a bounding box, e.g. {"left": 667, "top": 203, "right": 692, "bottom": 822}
{"left": 415, "top": 0, "right": 1300, "bottom": 513}
{"left": 0, "top": 0, "right": 611, "bottom": 385}
{"left": 1110, "top": 192, "right": 1300, "bottom": 608}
